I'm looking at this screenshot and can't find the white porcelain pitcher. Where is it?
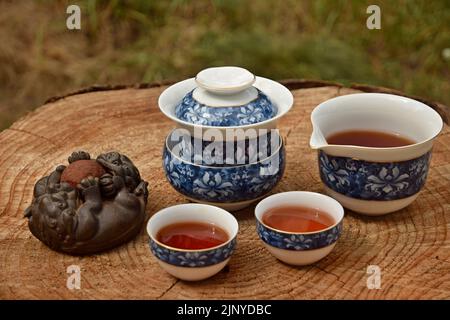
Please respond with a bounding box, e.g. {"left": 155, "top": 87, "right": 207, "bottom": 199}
{"left": 310, "top": 93, "right": 443, "bottom": 215}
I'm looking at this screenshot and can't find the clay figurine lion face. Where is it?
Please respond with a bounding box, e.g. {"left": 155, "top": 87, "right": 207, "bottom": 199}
{"left": 97, "top": 152, "right": 141, "bottom": 191}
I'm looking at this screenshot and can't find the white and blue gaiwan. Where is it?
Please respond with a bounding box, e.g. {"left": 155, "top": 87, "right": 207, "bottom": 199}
{"left": 147, "top": 204, "right": 238, "bottom": 281}
{"left": 159, "top": 66, "right": 293, "bottom": 211}
{"left": 159, "top": 66, "right": 293, "bottom": 133}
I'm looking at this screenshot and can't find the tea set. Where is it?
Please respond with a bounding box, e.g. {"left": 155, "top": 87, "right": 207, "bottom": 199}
{"left": 150, "top": 66, "right": 443, "bottom": 280}
{"left": 25, "top": 66, "right": 444, "bottom": 281}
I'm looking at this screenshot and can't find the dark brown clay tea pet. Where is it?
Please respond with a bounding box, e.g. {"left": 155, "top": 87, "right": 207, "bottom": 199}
{"left": 24, "top": 151, "right": 149, "bottom": 255}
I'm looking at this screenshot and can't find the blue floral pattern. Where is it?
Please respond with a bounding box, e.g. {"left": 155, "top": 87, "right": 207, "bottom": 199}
{"left": 256, "top": 220, "right": 342, "bottom": 250}
{"left": 150, "top": 238, "right": 236, "bottom": 267}
{"left": 319, "top": 151, "right": 431, "bottom": 200}
{"left": 163, "top": 145, "right": 285, "bottom": 203}
{"left": 175, "top": 89, "right": 277, "bottom": 126}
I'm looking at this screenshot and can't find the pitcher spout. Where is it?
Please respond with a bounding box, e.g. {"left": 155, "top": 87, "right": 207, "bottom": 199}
{"left": 309, "top": 126, "right": 328, "bottom": 150}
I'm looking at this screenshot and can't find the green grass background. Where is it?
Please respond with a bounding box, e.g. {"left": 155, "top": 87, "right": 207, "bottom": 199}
{"left": 0, "top": 0, "right": 449, "bottom": 130}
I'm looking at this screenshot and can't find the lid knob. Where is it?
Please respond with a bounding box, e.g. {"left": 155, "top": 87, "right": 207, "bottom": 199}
{"left": 195, "top": 66, "right": 256, "bottom": 94}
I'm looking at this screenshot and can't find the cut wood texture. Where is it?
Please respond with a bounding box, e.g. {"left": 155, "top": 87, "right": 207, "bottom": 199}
{"left": 0, "top": 80, "right": 449, "bottom": 299}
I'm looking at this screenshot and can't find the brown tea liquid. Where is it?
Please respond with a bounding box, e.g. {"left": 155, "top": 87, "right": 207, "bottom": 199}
{"left": 262, "top": 206, "right": 335, "bottom": 233}
{"left": 326, "top": 130, "right": 415, "bottom": 148}
{"left": 157, "top": 222, "right": 229, "bottom": 250}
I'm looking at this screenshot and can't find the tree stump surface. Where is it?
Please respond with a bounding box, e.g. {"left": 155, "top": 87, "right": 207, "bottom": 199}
{"left": 0, "top": 80, "right": 449, "bottom": 299}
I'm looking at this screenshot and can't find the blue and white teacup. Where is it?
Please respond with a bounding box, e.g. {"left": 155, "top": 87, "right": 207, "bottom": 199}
{"left": 147, "top": 204, "right": 238, "bottom": 281}
{"left": 310, "top": 93, "right": 443, "bottom": 216}
{"left": 255, "top": 191, "right": 344, "bottom": 266}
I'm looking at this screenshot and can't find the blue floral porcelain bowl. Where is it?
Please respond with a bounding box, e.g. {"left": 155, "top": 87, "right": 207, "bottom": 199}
{"left": 147, "top": 204, "right": 238, "bottom": 281}
{"left": 163, "top": 133, "right": 286, "bottom": 211}
{"left": 255, "top": 191, "right": 344, "bottom": 266}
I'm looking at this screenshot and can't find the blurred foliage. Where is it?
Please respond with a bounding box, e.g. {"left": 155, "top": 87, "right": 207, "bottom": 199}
{"left": 0, "top": 0, "right": 449, "bottom": 130}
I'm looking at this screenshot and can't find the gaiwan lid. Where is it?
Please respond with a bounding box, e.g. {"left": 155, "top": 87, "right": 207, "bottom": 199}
{"left": 175, "top": 66, "right": 277, "bottom": 127}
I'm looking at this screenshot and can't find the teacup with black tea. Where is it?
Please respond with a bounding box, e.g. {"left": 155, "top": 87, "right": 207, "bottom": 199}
{"left": 255, "top": 191, "right": 345, "bottom": 265}
{"left": 147, "top": 203, "right": 239, "bottom": 281}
